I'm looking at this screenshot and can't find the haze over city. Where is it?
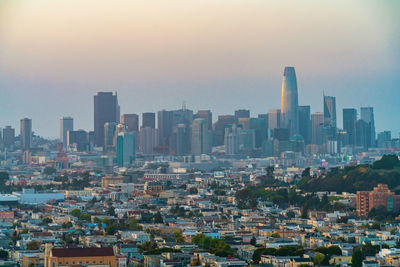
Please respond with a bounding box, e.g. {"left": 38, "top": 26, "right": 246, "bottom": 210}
{"left": 0, "top": 0, "right": 399, "bottom": 138}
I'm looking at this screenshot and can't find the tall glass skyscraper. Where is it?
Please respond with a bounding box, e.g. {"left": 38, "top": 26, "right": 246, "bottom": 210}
{"left": 281, "top": 66, "right": 299, "bottom": 136}
{"left": 60, "top": 117, "right": 73, "bottom": 149}
{"left": 343, "top": 108, "right": 357, "bottom": 146}
{"left": 323, "top": 95, "right": 337, "bottom": 129}
{"left": 94, "top": 92, "right": 119, "bottom": 147}
{"left": 20, "top": 118, "right": 32, "bottom": 150}
{"left": 360, "top": 107, "right": 376, "bottom": 147}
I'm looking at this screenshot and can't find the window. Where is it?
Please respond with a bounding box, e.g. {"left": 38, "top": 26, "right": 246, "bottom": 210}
{"left": 66, "top": 261, "right": 69, "bottom": 265}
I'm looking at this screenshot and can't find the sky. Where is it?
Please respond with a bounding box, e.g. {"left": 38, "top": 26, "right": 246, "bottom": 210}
{"left": 0, "top": 0, "right": 399, "bottom": 138}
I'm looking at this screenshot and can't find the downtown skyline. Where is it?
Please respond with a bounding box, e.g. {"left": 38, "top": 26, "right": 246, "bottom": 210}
{"left": 0, "top": 0, "right": 399, "bottom": 138}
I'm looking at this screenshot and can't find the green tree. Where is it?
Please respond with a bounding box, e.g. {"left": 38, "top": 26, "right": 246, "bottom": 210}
{"left": 313, "top": 253, "right": 325, "bottom": 265}
{"left": 71, "top": 208, "right": 81, "bottom": 218}
{"left": 351, "top": 247, "right": 363, "bottom": 267}
{"left": 153, "top": 212, "right": 164, "bottom": 223}
{"left": 26, "top": 241, "right": 40, "bottom": 250}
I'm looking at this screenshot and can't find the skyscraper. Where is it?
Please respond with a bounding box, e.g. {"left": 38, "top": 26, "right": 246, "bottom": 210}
{"left": 94, "top": 92, "right": 119, "bottom": 147}
{"left": 194, "top": 110, "right": 212, "bottom": 131}
{"left": 67, "top": 130, "right": 88, "bottom": 151}
{"left": 3, "top": 126, "right": 15, "bottom": 150}
{"left": 139, "top": 126, "right": 159, "bottom": 155}
{"left": 121, "top": 114, "right": 139, "bottom": 132}
{"left": 360, "top": 107, "right": 376, "bottom": 147}
{"left": 157, "top": 110, "right": 174, "bottom": 153}
{"left": 267, "top": 109, "right": 281, "bottom": 131}
{"left": 234, "top": 109, "right": 250, "bottom": 122}
{"left": 60, "top": 117, "right": 73, "bottom": 148}
{"left": 323, "top": 95, "right": 337, "bottom": 129}
{"left": 116, "top": 132, "right": 135, "bottom": 167}
{"left": 142, "top": 112, "right": 156, "bottom": 128}
{"left": 281, "top": 66, "right": 299, "bottom": 136}
{"left": 311, "top": 112, "right": 324, "bottom": 145}
{"left": 20, "top": 118, "right": 32, "bottom": 150}
{"left": 214, "top": 115, "right": 235, "bottom": 146}
{"left": 343, "top": 108, "right": 357, "bottom": 146}
{"left": 298, "top": 105, "right": 311, "bottom": 144}
{"left": 104, "top": 122, "right": 117, "bottom": 152}
{"left": 191, "top": 118, "right": 210, "bottom": 155}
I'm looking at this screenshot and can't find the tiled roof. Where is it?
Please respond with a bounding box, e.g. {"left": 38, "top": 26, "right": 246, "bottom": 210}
{"left": 51, "top": 247, "right": 114, "bottom": 258}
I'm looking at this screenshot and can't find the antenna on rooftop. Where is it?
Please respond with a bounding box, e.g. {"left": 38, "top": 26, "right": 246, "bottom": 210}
{"left": 182, "top": 101, "right": 186, "bottom": 110}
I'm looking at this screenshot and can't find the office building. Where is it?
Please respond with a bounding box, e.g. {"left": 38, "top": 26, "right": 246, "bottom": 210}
{"left": 20, "top": 118, "right": 32, "bottom": 150}
{"left": 116, "top": 132, "right": 135, "bottom": 166}
{"left": 323, "top": 95, "right": 337, "bottom": 129}
{"left": 224, "top": 126, "right": 239, "bottom": 155}
{"left": 267, "top": 109, "right": 281, "bottom": 131}
{"left": 60, "top": 117, "right": 73, "bottom": 148}
{"left": 94, "top": 92, "right": 119, "bottom": 147}
{"left": 281, "top": 66, "right": 299, "bottom": 136}
{"left": 298, "top": 105, "right": 311, "bottom": 144}
{"left": 104, "top": 122, "right": 117, "bottom": 152}
{"left": 142, "top": 112, "right": 156, "bottom": 128}
{"left": 234, "top": 109, "right": 250, "bottom": 122}
{"left": 194, "top": 110, "right": 212, "bottom": 130}
{"left": 121, "top": 114, "right": 139, "bottom": 132}
{"left": 157, "top": 110, "right": 174, "bottom": 153}
{"left": 139, "top": 127, "right": 159, "bottom": 155}
{"left": 191, "top": 118, "right": 210, "bottom": 155}
{"left": 67, "top": 130, "right": 88, "bottom": 151}
{"left": 377, "top": 131, "right": 391, "bottom": 148}
{"left": 343, "top": 108, "right": 357, "bottom": 146}
{"left": 311, "top": 112, "right": 324, "bottom": 145}
{"left": 356, "top": 119, "right": 369, "bottom": 149}
{"left": 214, "top": 115, "right": 235, "bottom": 146}
{"left": 171, "top": 124, "right": 191, "bottom": 156}
{"left": 249, "top": 118, "right": 268, "bottom": 148}
{"left": 360, "top": 107, "right": 376, "bottom": 147}
{"left": 2, "top": 126, "right": 15, "bottom": 150}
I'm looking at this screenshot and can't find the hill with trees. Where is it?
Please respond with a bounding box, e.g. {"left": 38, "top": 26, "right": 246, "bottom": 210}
{"left": 299, "top": 154, "right": 400, "bottom": 193}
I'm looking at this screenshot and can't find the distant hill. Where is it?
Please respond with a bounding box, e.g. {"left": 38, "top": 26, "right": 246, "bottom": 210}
{"left": 299, "top": 154, "right": 400, "bottom": 193}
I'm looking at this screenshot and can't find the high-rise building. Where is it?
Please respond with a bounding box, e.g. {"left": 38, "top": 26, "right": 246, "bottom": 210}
{"left": 94, "top": 92, "right": 119, "bottom": 147}
{"left": 267, "top": 109, "right": 281, "bottom": 131}
{"left": 104, "top": 122, "right": 117, "bottom": 152}
{"left": 157, "top": 110, "right": 174, "bottom": 153}
{"left": 139, "top": 127, "right": 159, "bottom": 155}
{"left": 311, "top": 112, "right": 324, "bottom": 145}
{"left": 360, "top": 107, "right": 376, "bottom": 147}
{"left": 323, "top": 95, "right": 337, "bottom": 129}
{"left": 249, "top": 118, "right": 268, "bottom": 148}
{"left": 20, "top": 118, "right": 32, "bottom": 150}
{"left": 121, "top": 114, "right": 139, "bottom": 132}
{"left": 224, "top": 126, "right": 239, "bottom": 155}
{"left": 116, "top": 132, "right": 135, "bottom": 166}
{"left": 356, "top": 119, "right": 369, "bottom": 149}
{"left": 60, "top": 117, "right": 73, "bottom": 148}
{"left": 377, "top": 131, "right": 391, "bottom": 148}
{"left": 191, "top": 118, "right": 210, "bottom": 155}
{"left": 234, "top": 109, "right": 250, "bottom": 122}
{"left": 171, "top": 124, "right": 191, "bottom": 156}
{"left": 3, "top": 126, "right": 15, "bottom": 150}
{"left": 298, "top": 105, "right": 311, "bottom": 144}
{"left": 67, "top": 130, "right": 88, "bottom": 151}
{"left": 356, "top": 184, "right": 400, "bottom": 217}
{"left": 214, "top": 115, "right": 235, "bottom": 146}
{"left": 142, "top": 112, "right": 156, "bottom": 128}
{"left": 194, "top": 110, "right": 212, "bottom": 130}
{"left": 281, "top": 66, "right": 299, "bottom": 136}
{"left": 343, "top": 108, "right": 357, "bottom": 146}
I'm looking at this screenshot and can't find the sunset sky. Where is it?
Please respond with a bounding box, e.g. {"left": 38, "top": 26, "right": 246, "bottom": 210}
{"left": 0, "top": 0, "right": 399, "bottom": 138}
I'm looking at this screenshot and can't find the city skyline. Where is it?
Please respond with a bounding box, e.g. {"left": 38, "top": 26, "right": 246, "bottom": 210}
{"left": 0, "top": 1, "right": 399, "bottom": 138}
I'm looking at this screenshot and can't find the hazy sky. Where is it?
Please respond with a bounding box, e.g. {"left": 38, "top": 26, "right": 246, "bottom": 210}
{"left": 0, "top": 0, "right": 399, "bottom": 138}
